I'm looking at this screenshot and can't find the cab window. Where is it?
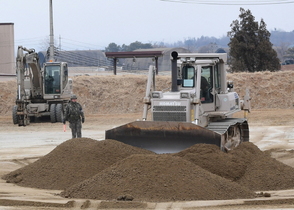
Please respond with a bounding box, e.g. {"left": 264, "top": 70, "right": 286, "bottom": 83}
{"left": 44, "top": 65, "right": 61, "bottom": 94}
{"left": 182, "top": 66, "right": 195, "bottom": 87}
{"left": 201, "top": 66, "right": 213, "bottom": 103}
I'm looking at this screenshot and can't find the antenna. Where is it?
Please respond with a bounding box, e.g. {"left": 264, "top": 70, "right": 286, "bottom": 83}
{"left": 49, "top": 0, "right": 54, "bottom": 62}
{"left": 59, "top": 35, "right": 61, "bottom": 50}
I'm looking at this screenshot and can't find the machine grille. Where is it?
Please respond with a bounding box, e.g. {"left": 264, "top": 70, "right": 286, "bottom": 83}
{"left": 153, "top": 106, "right": 186, "bottom": 112}
{"left": 153, "top": 112, "right": 186, "bottom": 121}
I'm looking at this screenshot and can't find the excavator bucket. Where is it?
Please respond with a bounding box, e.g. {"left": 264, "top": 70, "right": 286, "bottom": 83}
{"left": 105, "top": 121, "right": 221, "bottom": 154}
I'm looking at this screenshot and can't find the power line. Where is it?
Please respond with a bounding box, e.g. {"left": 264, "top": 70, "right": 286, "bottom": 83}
{"left": 60, "top": 37, "right": 105, "bottom": 50}
{"left": 160, "top": 0, "right": 294, "bottom": 5}
{"left": 13, "top": 36, "right": 104, "bottom": 52}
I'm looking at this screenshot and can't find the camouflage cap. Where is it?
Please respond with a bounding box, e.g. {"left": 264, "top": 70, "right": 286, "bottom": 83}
{"left": 71, "top": 94, "right": 77, "bottom": 100}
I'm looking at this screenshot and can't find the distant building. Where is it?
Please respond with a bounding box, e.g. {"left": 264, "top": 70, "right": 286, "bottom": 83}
{"left": 0, "top": 23, "right": 15, "bottom": 77}
{"left": 121, "top": 48, "right": 190, "bottom": 71}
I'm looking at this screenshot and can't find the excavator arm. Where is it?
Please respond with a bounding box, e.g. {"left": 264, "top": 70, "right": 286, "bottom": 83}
{"left": 16, "top": 46, "right": 43, "bottom": 101}
{"left": 15, "top": 46, "right": 44, "bottom": 126}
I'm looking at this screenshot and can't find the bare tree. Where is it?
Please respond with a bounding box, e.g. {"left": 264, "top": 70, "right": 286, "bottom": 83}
{"left": 274, "top": 42, "right": 291, "bottom": 63}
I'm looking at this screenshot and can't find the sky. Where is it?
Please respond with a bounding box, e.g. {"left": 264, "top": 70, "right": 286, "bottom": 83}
{"left": 1, "top": 0, "right": 294, "bottom": 52}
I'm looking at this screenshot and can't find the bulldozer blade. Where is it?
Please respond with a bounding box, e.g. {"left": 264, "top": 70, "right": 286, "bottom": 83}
{"left": 105, "top": 121, "right": 221, "bottom": 154}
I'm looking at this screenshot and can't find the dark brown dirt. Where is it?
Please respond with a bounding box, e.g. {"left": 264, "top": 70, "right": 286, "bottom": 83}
{"left": 4, "top": 138, "right": 294, "bottom": 202}
{"left": 60, "top": 154, "right": 255, "bottom": 202}
{"left": 174, "top": 143, "right": 249, "bottom": 181}
{"left": 2, "top": 138, "right": 154, "bottom": 190}
{"left": 235, "top": 144, "right": 294, "bottom": 191}
{"left": 0, "top": 199, "right": 74, "bottom": 208}
{"left": 175, "top": 142, "right": 294, "bottom": 191}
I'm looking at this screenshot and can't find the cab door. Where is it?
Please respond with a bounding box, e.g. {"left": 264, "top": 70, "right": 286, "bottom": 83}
{"left": 201, "top": 65, "right": 215, "bottom": 111}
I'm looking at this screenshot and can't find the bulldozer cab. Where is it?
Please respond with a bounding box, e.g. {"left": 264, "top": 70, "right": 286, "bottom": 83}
{"left": 43, "top": 62, "right": 69, "bottom": 98}
{"left": 181, "top": 64, "right": 214, "bottom": 103}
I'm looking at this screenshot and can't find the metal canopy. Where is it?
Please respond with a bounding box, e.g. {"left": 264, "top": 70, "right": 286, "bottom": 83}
{"left": 105, "top": 51, "right": 163, "bottom": 75}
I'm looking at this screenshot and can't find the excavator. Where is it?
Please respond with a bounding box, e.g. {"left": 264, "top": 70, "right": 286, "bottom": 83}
{"left": 106, "top": 51, "right": 251, "bottom": 153}
{"left": 13, "top": 47, "right": 72, "bottom": 126}
{"left": 13, "top": 0, "right": 72, "bottom": 126}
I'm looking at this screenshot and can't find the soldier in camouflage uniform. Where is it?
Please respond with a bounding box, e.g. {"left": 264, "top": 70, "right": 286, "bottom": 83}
{"left": 63, "top": 94, "right": 85, "bottom": 138}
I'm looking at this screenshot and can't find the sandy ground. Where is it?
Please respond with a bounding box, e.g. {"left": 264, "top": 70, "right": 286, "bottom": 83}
{"left": 1, "top": 109, "right": 294, "bottom": 209}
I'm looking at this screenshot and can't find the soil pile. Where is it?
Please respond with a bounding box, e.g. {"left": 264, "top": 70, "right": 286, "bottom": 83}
{"left": 174, "top": 143, "right": 248, "bottom": 181}
{"left": 227, "top": 71, "right": 294, "bottom": 109}
{"left": 235, "top": 143, "right": 294, "bottom": 191}
{"left": 61, "top": 154, "right": 255, "bottom": 202}
{"left": 2, "top": 138, "right": 154, "bottom": 190}
{"left": 175, "top": 142, "right": 294, "bottom": 191}
{"left": 1, "top": 71, "right": 294, "bottom": 116}
{"left": 4, "top": 139, "right": 294, "bottom": 202}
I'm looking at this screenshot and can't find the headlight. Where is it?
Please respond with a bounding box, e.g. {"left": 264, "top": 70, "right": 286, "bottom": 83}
{"left": 180, "top": 92, "right": 190, "bottom": 98}
{"left": 180, "top": 57, "right": 187, "bottom": 62}
{"left": 190, "top": 57, "right": 196, "bottom": 62}
{"left": 152, "top": 92, "right": 160, "bottom": 98}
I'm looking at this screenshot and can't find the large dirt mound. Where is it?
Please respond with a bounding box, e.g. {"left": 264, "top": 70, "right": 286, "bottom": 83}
{"left": 4, "top": 139, "right": 294, "bottom": 202}
{"left": 1, "top": 71, "right": 294, "bottom": 116}
{"left": 2, "top": 138, "right": 154, "bottom": 190}
{"left": 61, "top": 154, "right": 255, "bottom": 202}
{"left": 227, "top": 71, "right": 294, "bottom": 109}
{"left": 175, "top": 142, "right": 294, "bottom": 191}
{"left": 72, "top": 74, "right": 170, "bottom": 114}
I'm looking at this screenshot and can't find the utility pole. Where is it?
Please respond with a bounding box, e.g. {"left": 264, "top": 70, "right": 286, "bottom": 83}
{"left": 49, "top": 0, "right": 55, "bottom": 62}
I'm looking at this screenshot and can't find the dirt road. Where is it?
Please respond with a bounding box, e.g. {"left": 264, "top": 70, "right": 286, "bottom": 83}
{"left": 1, "top": 110, "right": 294, "bottom": 209}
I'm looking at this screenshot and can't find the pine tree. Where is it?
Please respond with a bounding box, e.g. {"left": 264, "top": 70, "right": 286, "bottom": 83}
{"left": 228, "top": 8, "right": 280, "bottom": 72}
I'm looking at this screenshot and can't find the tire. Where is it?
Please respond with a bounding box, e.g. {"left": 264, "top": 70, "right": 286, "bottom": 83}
{"left": 12, "top": 105, "right": 18, "bottom": 125}
{"left": 50, "top": 104, "right": 56, "bottom": 123}
{"left": 56, "top": 104, "right": 63, "bottom": 122}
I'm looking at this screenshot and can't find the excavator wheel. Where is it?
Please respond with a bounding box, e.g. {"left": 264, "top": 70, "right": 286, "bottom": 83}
{"left": 56, "top": 104, "right": 63, "bottom": 122}
{"left": 50, "top": 104, "right": 56, "bottom": 123}
{"left": 12, "top": 105, "right": 18, "bottom": 125}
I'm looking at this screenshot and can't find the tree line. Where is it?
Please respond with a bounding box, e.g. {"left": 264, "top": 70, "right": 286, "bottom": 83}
{"left": 105, "top": 8, "right": 294, "bottom": 72}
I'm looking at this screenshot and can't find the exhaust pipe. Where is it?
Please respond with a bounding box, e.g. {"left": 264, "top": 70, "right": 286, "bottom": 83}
{"left": 171, "top": 51, "right": 178, "bottom": 92}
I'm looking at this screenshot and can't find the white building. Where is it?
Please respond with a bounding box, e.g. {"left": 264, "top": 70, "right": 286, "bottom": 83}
{"left": 0, "top": 23, "right": 15, "bottom": 78}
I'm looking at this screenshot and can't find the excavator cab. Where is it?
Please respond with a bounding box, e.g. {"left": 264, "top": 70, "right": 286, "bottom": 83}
{"left": 44, "top": 64, "right": 61, "bottom": 94}
{"left": 43, "top": 62, "right": 71, "bottom": 100}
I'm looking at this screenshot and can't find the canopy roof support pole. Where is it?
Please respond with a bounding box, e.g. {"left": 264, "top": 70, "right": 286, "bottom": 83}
{"left": 113, "top": 58, "right": 117, "bottom": 75}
